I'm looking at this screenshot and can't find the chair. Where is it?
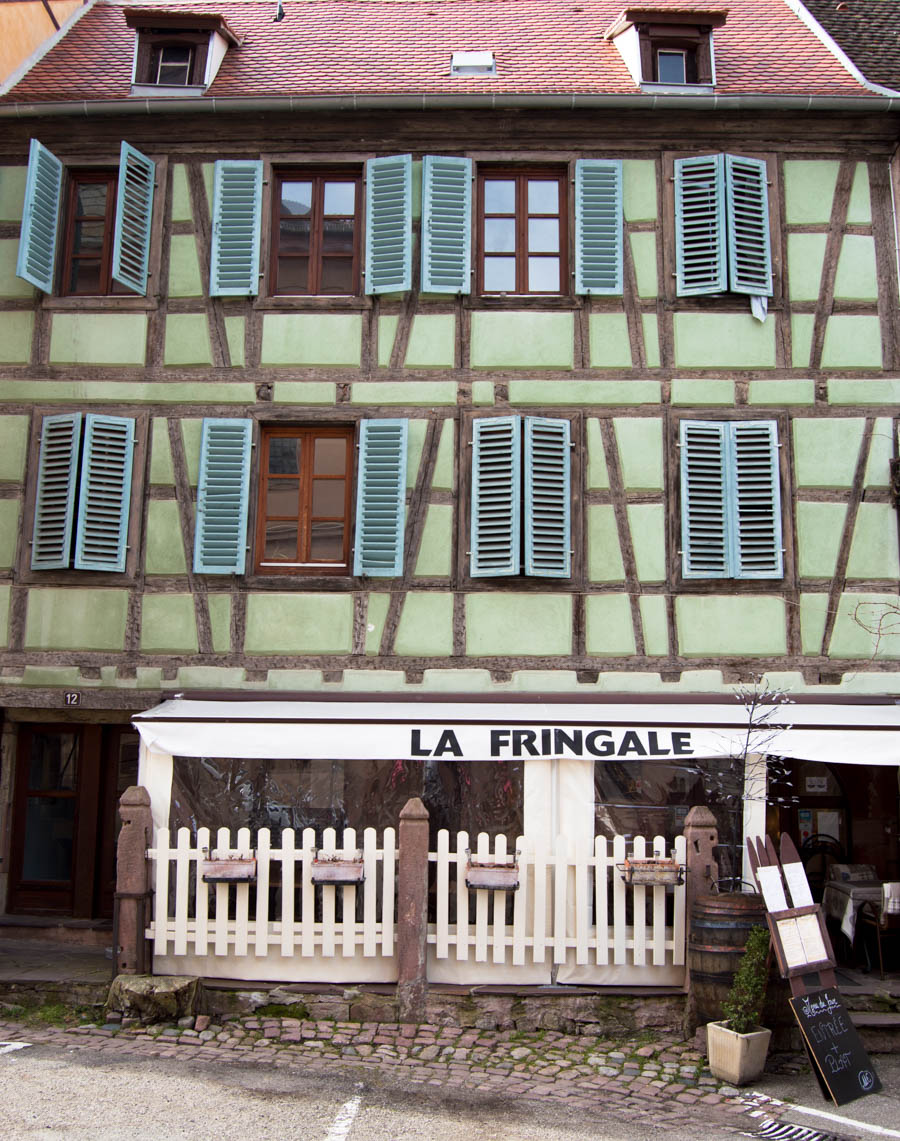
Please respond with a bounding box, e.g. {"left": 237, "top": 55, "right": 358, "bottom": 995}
{"left": 856, "top": 888, "right": 900, "bottom": 980}
{"left": 800, "top": 834, "right": 845, "bottom": 901}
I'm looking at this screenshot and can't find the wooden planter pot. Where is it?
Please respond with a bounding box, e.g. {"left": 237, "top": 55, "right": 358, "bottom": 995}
{"left": 706, "top": 1021, "right": 771, "bottom": 1085}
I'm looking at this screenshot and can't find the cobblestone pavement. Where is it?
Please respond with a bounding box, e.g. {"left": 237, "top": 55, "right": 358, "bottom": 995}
{"left": 0, "top": 1014, "right": 798, "bottom": 1137}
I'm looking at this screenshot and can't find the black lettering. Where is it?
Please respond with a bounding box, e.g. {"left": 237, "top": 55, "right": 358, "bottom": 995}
{"left": 647, "top": 731, "right": 671, "bottom": 756}
{"left": 490, "top": 729, "right": 510, "bottom": 756}
{"left": 513, "top": 729, "right": 539, "bottom": 757}
{"left": 617, "top": 731, "right": 647, "bottom": 757}
{"left": 554, "top": 728, "right": 584, "bottom": 756}
{"left": 541, "top": 728, "right": 552, "bottom": 754}
{"left": 672, "top": 731, "right": 693, "bottom": 755}
{"left": 410, "top": 730, "right": 432, "bottom": 757}
{"left": 586, "top": 730, "right": 614, "bottom": 757}
{"left": 434, "top": 729, "right": 463, "bottom": 757}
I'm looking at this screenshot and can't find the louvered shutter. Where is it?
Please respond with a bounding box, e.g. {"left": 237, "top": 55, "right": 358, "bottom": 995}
{"left": 209, "top": 160, "right": 263, "bottom": 296}
{"left": 471, "top": 417, "right": 521, "bottom": 577}
{"left": 730, "top": 421, "right": 782, "bottom": 578}
{"left": 724, "top": 155, "right": 772, "bottom": 297}
{"left": 16, "top": 139, "right": 63, "bottom": 293}
{"left": 73, "top": 415, "right": 135, "bottom": 572}
{"left": 112, "top": 141, "right": 155, "bottom": 295}
{"left": 421, "top": 155, "right": 472, "bottom": 294}
{"left": 194, "top": 419, "right": 252, "bottom": 574}
{"left": 574, "top": 159, "right": 623, "bottom": 295}
{"left": 365, "top": 154, "right": 412, "bottom": 295}
{"left": 353, "top": 419, "right": 408, "bottom": 576}
{"left": 31, "top": 413, "right": 82, "bottom": 570}
{"left": 680, "top": 420, "right": 729, "bottom": 578}
{"left": 674, "top": 154, "right": 727, "bottom": 296}
{"left": 524, "top": 417, "right": 571, "bottom": 578}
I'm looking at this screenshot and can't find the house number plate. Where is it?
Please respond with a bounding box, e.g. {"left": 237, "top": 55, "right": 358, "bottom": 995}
{"left": 64, "top": 691, "right": 81, "bottom": 706}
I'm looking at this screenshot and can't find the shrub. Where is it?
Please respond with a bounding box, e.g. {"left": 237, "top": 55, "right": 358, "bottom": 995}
{"left": 721, "top": 925, "right": 770, "bottom": 1034}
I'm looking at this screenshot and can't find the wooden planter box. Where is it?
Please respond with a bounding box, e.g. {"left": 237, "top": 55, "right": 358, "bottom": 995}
{"left": 201, "top": 857, "right": 257, "bottom": 883}
{"left": 620, "top": 857, "right": 683, "bottom": 886}
{"left": 310, "top": 852, "right": 365, "bottom": 885}
{"left": 465, "top": 859, "right": 520, "bottom": 891}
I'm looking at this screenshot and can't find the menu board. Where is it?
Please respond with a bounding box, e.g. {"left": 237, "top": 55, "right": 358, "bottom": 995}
{"left": 789, "top": 988, "right": 881, "bottom": 1106}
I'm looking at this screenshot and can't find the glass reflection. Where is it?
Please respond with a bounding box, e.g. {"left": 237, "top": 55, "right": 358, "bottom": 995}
{"left": 484, "top": 256, "right": 516, "bottom": 291}
{"left": 484, "top": 180, "right": 515, "bottom": 214}
{"left": 527, "top": 180, "right": 558, "bottom": 213}
{"left": 527, "top": 256, "right": 559, "bottom": 292}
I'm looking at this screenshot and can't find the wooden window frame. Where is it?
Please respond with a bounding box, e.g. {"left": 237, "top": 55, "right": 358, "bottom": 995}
{"left": 134, "top": 30, "right": 209, "bottom": 86}
{"left": 476, "top": 167, "right": 569, "bottom": 297}
{"left": 254, "top": 424, "right": 355, "bottom": 576}
{"left": 636, "top": 22, "right": 715, "bottom": 85}
{"left": 269, "top": 169, "right": 363, "bottom": 297}
{"left": 59, "top": 169, "right": 122, "bottom": 298}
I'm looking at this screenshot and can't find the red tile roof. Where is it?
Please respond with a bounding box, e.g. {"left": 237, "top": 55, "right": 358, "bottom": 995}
{"left": 3, "top": 0, "right": 874, "bottom": 103}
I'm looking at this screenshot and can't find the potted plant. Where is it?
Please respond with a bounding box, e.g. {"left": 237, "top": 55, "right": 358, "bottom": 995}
{"left": 706, "top": 925, "right": 772, "bottom": 1085}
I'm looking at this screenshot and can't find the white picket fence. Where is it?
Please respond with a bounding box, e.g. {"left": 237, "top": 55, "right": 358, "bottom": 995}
{"left": 146, "top": 827, "right": 687, "bottom": 986}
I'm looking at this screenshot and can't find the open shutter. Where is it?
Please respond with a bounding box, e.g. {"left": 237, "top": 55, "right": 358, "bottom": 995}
{"left": 471, "top": 416, "right": 521, "bottom": 577}
{"left": 365, "top": 154, "right": 412, "bottom": 295}
{"left": 680, "top": 420, "right": 729, "bottom": 578}
{"left": 353, "top": 419, "right": 408, "bottom": 576}
{"left": 421, "top": 155, "right": 471, "bottom": 294}
{"left": 73, "top": 415, "right": 135, "bottom": 572}
{"left": 31, "top": 413, "right": 81, "bottom": 570}
{"left": 724, "top": 154, "right": 772, "bottom": 297}
{"left": 524, "top": 417, "right": 571, "bottom": 578}
{"left": 730, "top": 421, "right": 782, "bottom": 578}
{"left": 209, "top": 160, "right": 263, "bottom": 296}
{"left": 574, "top": 159, "right": 623, "bottom": 295}
{"left": 674, "top": 154, "right": 726, "bottom": 296}
{"left": 112, "top": 141, "right": 155, "bottom": 295}
{"left": 16, "top": 138, "right": 63, "bottom": 293}
{"left": 194, "top": 419, "right": 252, "bottom": 574}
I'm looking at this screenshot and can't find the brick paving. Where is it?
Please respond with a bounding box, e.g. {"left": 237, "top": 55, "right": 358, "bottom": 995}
{"left": 0, "top": 1014, "right": 794, "bottom": 1133}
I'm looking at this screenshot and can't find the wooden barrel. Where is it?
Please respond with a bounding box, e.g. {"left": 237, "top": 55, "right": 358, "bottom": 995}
{"left": 688, "top": 893, "right": 768, "bottom": 1025}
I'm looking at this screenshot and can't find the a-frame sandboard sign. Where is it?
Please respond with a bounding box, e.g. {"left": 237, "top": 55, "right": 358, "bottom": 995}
{"left": 747, "top": 833, "right": 881, "bottom": 1106}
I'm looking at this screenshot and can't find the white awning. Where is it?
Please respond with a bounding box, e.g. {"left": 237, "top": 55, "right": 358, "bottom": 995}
{"left": 133, "top": 697, "right": 900, "bottom": 767}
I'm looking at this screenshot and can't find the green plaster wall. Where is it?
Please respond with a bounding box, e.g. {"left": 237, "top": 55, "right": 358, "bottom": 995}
{"left": 0, "top": 415, "right": 29, "bottom": 480}
{"left": 407, "top": 418, "right": 426, "bottom": 488}
{"left": 584, "top": 594, "right": 635, "bottom": 656}
{"left": 202, "top": 164, "right": 215, "bottom": 214}
{"left": 149, "top": 418, "right": 175, "bottom": 485}
{"left": 181, "top": 418, "right": 203, "bottom": 486}
{"left": 470, "top": 312, "right": 574, "bottom": 369}
{"left": 675, "top": 596, "right": 787, "bottom": 656}
{"left": 225, "top": 316, "right": 245, "bottom": 367}
{"left": 272, "top": 382, "right": 336, "bottom": 404}
{"left": 828, "top": 379, "right": 900, "bottom": 405}
{"left": 846, "top": 163, "right": 871, "bottom": 224}
{"left": 365, "top": 592, "right": 391, "bottom": 655}
{"left": 793, "top": 418, "right": 864, "bottom": 488}
{"left": 378, "top": 315, "right": 399, "bottom": 367}
{"left": 799, "top": 593, "right": 829, "bottom": 655}
{"left": 25, "top": 588, "right": 128, "bottom": 651}
{"left": 411, "top": 160, "right": 422, "bottom": 221}
{"left": 0, "top": 584, "right": 9, "bottom": 649}
{"left": 404, "top": 314, "right": 456, "bottom": 368}
{"left": 614, "top": 418, "right": 663, "bottom": 490}
{"left": 628, "top": 504, "right": 666, "bottom": 582}
{"left": 170, "top": 165, "right": 193, "bottom": 223}
{"left": 586, "top": 419, "right": 609, "bottom": 489}
{"left": 472, "top": 380, "right": 494, "bottom": 405}
{"left": 0, "top": 500, "right": 20, "bottom": 567}
{"left": 261, "top": 314, "right": 362, "bottom": 366}
{"left": 787, "top": 234, "right": 826, "bottom": 302}
{"left": 0, "top": 239, "right": 34, "bottom": 298}
{"left": 629, "top": 232, "right": 658, "bottom": 297}
{"left": 833, "top": 235, "right": 878, "bottom": 301}
{"left": 246, "top": 594, "right": 353, "bottom": 653}
{"left": 791, "top": 315, "right": 815, "bottom": 369}
{"left": 466, "top": 593, "right": 572, "bottom": 656}
{"left": 0, "top": 311, "right": 33, "bottom": 362}
{"left": 165, "top": 314, "right": 212, "bottom": 366}
{"left": 784, "top": 161, "right": 839, "bottom": 224}
{"left": 821, "top": 315, "right": 882, "bottom": 369}
{"left": 589, "top": 313, "right": 632, "bottom": 368}
{"left": 141, "top": 594, "right": 198, "bottom": 652}
{"left": 431, "top": 420, "right": 455, "bottom": 491}
{"left": 168, "top": 234, "right": 203, "bottom": 297}
{"left": 641, "top": 314, "right": 661, "bottom": 368}
{"left": 748, "top": 379, "right": 815, "bottom": 405}
{"left": 507, "top": 380, "right": 661, "bottom": 405}
{"left": 638, "top": 595, "right": 669, "bottom": 655}
{"left": 351, "top": 382, "right": 457, "bottom": 405}
{"left": 829, "top": 593, "right": 900, "bottom": 659}
{"left": 0, "top": 167, "right": 25, "bottom": 221}
{"left": 145, "top": 501, "right": 188, "bottom": 574}
{"left": 414, "top": 505, "right": 453, "bottom": 576}
{"left": 207, "top": 594, "right": 231, "bottom": 653}
{"left": 623, "top": 160, "right": 658, "bottom": 221}
{"left": 670, "top": 379, "right": 735, "bottom": 406}
{"left": 0, "top": 380, "right": 255, "bottom": 405}
{"left": 394, "top": 592, "right": 454, "bottom": 656}
{"left": 865, "top": 419, "right": 894, "bottom": 488}
{"left": 796, "top": 502, "right": 845, "bottom": 578}
{"left": 673, "top": 314, "right": 775, "bottom": 368}
{"left": 49, "top": 313, "right": 147, "bottom": 365}
{"left": 588, "top": 505, "right": 625, "bottom": 582}
{"left": 846, "top": 504, "right": 900, "bottom": 579}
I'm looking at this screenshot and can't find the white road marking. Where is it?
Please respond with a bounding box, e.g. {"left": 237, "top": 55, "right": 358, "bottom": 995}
{"left": 0, "top": 1042, "right": 31, "bottom": 1055}
{"left": 786, "top": 1103, "right": 900, "bottom": 1138}
{"left": 324, "top": 1093, "right": 362, "bottom": 1141}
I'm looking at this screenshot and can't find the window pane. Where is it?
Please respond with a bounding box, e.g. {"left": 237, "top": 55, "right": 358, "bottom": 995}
{"left": 310, "top": 521, "right": 345, "bottom": 561}
{"left": 266, "top": 477, "right": 299, "bottom": 515}
{"left": 73, "top": 221, "right": 106, "bottom": 253}
{"left": 76, "top": 183, "right": 107, "bottom": 216}
{"left": 657, "top": 50, "right": 686, "bottom": 84}
{"left": 312, "top": 479, "right": 345, "bottom": 516}
{"left": 279, "top": 218, "right": 310, "bottom": 255}
{"left": 322, "top": 219, "right": 355, "bottom": 255}
{"left": 22, "top": 797, "right": 75, "bottom": 881}
{"left": 29, "top": 732, "right": 78, "bottom": 791}
{"left": 314, "top": 437, "right": 347, "bottom": 476}
{"left": 277, "top": 257, "right": 309, "bottom": 293}
{"left": 323, "top": 182, "right": 356, "bottom": 216}
{"left": 320, "top": 258, "right": 354, "bottom": 293}
{"left": 483, "top": 179, "right": 515, "bottom": 214}
{"left": 528, "top": 218, "right": 559, "bottom": 253}
{"left": 69, "top": 260, "right": 103, "bottom": 294}
{"left": 268, "top": 437, "right": 300, "bottom": 474}
{"left": 528, "top": 256, "right": 560, "bottom": 292}
{"left": 281, "top": 182, "right": 312, "bottom": 216}
{"left": 264, "top": 520, "right": 298, "bottom": 561}
{"left": 483, "top": 256, "right": 516, "bottom": 291}
{"left": 527, "top": 180, "right": 559, "bottom": 214}
{"left": 484, "top": 218, "right": 515, "bottom": 253}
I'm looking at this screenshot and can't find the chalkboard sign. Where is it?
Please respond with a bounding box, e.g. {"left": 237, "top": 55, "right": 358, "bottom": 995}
{"left": 789, "top": 988, "right": 881, "bottom": 1106}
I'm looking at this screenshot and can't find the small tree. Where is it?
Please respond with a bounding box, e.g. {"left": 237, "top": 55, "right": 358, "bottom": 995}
{"left": 722, "top": 925, "right": 770, "bottom": 1033}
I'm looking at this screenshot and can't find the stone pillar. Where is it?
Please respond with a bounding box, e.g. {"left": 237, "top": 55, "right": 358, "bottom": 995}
{"left": 396, "top": 796, "right": 429, "bottom": 1023}
{"left": 684, "top": 805, "right": 719, "bottom": 920}
{"left": 115, "top": 785, "right": 153, "bottom": 976}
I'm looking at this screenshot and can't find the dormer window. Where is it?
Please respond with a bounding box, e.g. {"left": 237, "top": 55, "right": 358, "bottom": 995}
{"left": 125, "top": 9, "right": 240, "bottom": 95}
{"left": 605, "top": 8, "right": 726, "bottom": 89}
{"left": 152, "top": 44, "right": 195, "bottom": 86}
{"left": 656, "top": 48, "right": 689, "bottom": 85}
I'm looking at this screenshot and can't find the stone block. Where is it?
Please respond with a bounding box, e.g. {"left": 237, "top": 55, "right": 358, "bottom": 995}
{"left": 107, "top": 974, "right": 199, "bottom": 1024}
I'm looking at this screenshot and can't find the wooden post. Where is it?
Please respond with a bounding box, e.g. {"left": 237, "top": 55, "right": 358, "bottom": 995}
{"left": 396, "top": 796, "right": 429, "bottom": 1023}
{"left": 682, "top": 805, "right": 719, "bottom": 1032}
{"left": 115, "top": 785, "right": 153, "bottom": 976}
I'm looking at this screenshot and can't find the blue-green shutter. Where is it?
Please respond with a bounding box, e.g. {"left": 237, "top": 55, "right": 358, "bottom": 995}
{"left": 421, "top": 155, "right": 472, "bottom": 294}
{"left": 574, "top": 159, "right": 623, "bottom": 295}
{"left": 674, "top": 154, "right": 727, "bottom": 296}
{"left": 524, "top": 417, "right": 571, "bottom": 578}
{"left": 112, "top": 141, "right": 155, "bottom": 295}
{"left": 730, "top": 421, "right": 782, "bottom": 579}
{"left": 680, "top": 419, "right": 729, "bottom": 579}
{"left": 16, "top": 138, "right": 63, "bottom": 293}
{"left": 353, "top": 419, "right": 408, "bottom": 576}
{"left": 471, "top": 417, "right": 521, "bottom": 578}
{"left": 724, "top": 155, "right": 772, "bottom": 297}
{"left": 31, "top": 413, "right": 82, "bottom": 570}
{"left": 73, "top": 414, "right": 135, "bottom": 572}
{"left": 209, "top": 160, "right": 263, "bottom": 296}
{"left": 194, "top": 418, "right": 252, "bottom": 574}
{"left": 365, "top": 154, "right": 412, "bottom": 294}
